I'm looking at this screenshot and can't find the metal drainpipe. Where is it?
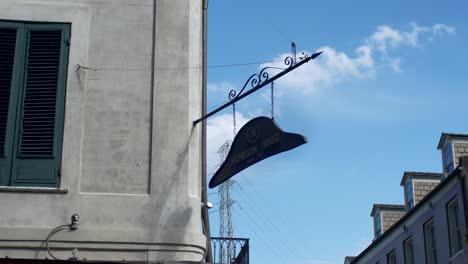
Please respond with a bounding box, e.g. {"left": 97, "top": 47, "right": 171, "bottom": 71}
{"left": 149, "top": 0, "right": 156, "bottom": 195}
{"left": 201, "top": 0, "right": 213, "bottom": 262}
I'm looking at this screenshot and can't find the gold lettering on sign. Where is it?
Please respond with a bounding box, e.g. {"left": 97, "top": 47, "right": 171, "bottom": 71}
{"left": 262, "top": 133, "right": 280, "bottom": 148}
{"left": 230, "top": 146, "right": 258, "bottom": 166}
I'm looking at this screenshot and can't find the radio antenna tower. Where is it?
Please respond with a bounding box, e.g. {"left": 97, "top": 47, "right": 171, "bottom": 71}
{"left": 217, "top": 140, "right": 235, "bottom": 264}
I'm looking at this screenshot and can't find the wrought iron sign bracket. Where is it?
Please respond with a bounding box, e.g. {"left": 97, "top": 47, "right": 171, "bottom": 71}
{"left": 193, "top": 47, "right": 323, "bottom": 126}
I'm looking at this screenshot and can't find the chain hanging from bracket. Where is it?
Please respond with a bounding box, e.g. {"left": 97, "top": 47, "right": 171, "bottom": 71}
{"left": 271, "top": 82, "right": 275, "bottom": 120}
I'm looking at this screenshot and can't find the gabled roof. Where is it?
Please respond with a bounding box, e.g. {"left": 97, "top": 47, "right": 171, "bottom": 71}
{"left": 399, "top": 171, "right": 443, "bottom": 186}
{"left": 437, "top": 133, "right": 468, "bottom": 149}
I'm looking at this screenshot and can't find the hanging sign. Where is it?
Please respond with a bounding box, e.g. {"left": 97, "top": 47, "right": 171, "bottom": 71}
{"left": 209, "top": 116, "right": 307, "bottom": 188}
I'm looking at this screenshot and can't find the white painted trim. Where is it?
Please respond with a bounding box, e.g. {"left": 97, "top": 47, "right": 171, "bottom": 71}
{"left": 375, "top": 210, "right": 383, "bottom": 237}
{"left": 451, "top": 140, "right": 468, "bottom": 144}
{"left": 404, "top": 180, "right": 415, "bottom": 210}
{"left": 412, "top": 179, "right": 441, "bottom": 183}
{"left": 451, "top": 141, "right": 456, "bottom": 169}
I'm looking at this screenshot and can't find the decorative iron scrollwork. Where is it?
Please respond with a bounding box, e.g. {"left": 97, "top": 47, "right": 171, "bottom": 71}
{"left": 228, "top": 52, "right": 308, "bottom": 102}
{"left": 228, "top": 66, "right": 274, "bottom": 101}
{"left": 192, "top": 43, "right": 323, "bottom": 126}
{"left": 284, "top": 56, "right": 295, "bottom": 68}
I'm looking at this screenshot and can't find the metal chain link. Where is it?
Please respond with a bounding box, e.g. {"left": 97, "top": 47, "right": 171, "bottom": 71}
{"left": 271, "top": 82, "right": 275, "bottom": 120}
{"left": 232, "top": 103, "right": 237, "bottom": 135}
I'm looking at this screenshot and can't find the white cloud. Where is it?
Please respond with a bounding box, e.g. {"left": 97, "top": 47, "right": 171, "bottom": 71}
{"left": 369, "top": 25, "right": 406, "bottom": 52}
{"left": 259, "top": 22, "right": 455, "bottom": 94}
{"left": 205, "top": 23, "right": 455, "bottom": 145}
{"left": 355, "top": 45, "right": 374, "bottom": 68}
{"left": 208, "top": 81, "right": 237, "bottom": 93}
{"left": 206, "top": 113, "right": 249, "bottom": 174}
{"left": 432, "top": 23, "right": 456, "bottom": 35}
{"left": 367, "top": 22, "right": 454, "bottom": 51}
{"left": 390, "top": 58, "right": 402, "bottom": 72}
{"left": 260, "top": 45, "right": 375, "bottom": 94}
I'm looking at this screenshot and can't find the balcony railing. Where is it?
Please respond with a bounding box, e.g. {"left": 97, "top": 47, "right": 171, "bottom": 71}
{"left": 211, "top": 237, "right": 249, "bottom": 264}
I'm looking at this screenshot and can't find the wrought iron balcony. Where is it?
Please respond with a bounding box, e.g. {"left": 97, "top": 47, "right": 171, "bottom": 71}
{"left": 211, "top": 237, "right": 249, "bottom": 264}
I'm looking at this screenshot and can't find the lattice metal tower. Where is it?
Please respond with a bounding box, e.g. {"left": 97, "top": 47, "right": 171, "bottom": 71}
{"left": 217, "top": 140, "right": 235, "bottom": 264}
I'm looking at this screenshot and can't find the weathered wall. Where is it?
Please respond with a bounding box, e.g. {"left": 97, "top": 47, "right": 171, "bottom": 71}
{"left": 80, "top": 0, "right": 154, "bottom": 194}
{"left": 0, "top": 0, "right": 205, "bottom": 262}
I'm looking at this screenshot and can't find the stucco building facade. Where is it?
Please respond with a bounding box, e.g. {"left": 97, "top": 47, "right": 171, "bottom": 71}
{"left": 0, "top": 0, "right": 208, "bottom": 262}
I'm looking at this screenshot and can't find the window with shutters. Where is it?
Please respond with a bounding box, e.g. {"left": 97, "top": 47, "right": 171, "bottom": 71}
{"left": 0, "top": 21, "right": 70, "bottom": 188}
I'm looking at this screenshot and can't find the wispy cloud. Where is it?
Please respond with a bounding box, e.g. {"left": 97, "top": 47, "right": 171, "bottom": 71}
{"left": 262, "top": 45, "right": 375, "bottom": 94}
{"left": 432, "top": 23, "right": 456, "bottom": 35}
{"left": 205, "top": 23, "right": 456, "bottom": 163}
{"left": 208, "top": 82, "right": 237, "bottom": 93}
{"left": 260, "top": 22, "right": 455, "bottom": 94}
{"left": 368, "top": 23, "right": 455, "bottom": 52}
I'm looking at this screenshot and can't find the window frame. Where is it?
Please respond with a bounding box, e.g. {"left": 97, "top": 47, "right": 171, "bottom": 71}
{"left": 403, "top": 236, "right": 414, "bottom": 264}
{"left": 443, "top": 143, "right": 454, "bottom": 173}
{"left": 0, "top": 20, "right": 70, "bottom": 188}
{"left": 405, "top": 180, "right": 414, "bottom": 210}
{"left": 446, "top": 196, "right": 463, "bottom": 257}
{"left": 423, "top": 218, "right": 437, "bottom": 264}
{"left": 375, "top": 212, "right": 382, "bottom": 238}
{"left": 386, "top": 250, "right": 396, "bottom": 264}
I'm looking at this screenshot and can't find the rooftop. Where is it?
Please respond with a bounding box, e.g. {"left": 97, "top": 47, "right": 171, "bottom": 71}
{"left": 399, "top": 171, "right": 443, "bottom": 186}
{"left": 370, "top": 204, "right": 405, "bottom": 217}
{"left": 437, "top": 132, "right": 468, "bottom": 149}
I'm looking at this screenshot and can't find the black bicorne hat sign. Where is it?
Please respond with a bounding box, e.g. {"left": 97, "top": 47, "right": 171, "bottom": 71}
{"left": 209, "top": 116, "right": 307, "bottom": 188}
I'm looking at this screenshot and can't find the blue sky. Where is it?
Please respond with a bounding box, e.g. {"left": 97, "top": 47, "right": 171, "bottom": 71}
{"left": 205, "top": 1, "right": 468, "bottom": 263}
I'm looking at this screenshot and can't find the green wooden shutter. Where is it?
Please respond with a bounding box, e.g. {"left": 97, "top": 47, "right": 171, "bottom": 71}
{"left": 11, "top": 24, "right": 70, "bottom": 187}
{"left": 0, "top": 24, "right": 23, "bottom": 186}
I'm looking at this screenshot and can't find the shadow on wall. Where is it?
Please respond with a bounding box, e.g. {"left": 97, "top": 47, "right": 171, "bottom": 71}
{"left": 143, "top": 125, "right": 198, "bottom": 260}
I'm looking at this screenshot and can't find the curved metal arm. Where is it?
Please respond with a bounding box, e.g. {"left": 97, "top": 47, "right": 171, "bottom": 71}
{"left": 193, "top": 51, "right": 323, "bottom": 126}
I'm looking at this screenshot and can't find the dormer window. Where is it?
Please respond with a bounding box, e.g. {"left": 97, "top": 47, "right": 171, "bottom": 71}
{"left": 371, "top": 204, "right": 405, "bottom": 238}
{"left": 444, "top": 143, "right": 454, "bottom": 173}
{"left": 437, "top": 133, "right": 468, "bottom": 175}
{"left": 405, "top": 180, "right": 414, "bottom": 210}
{"left": 374, "top": 212, "right": 382, "bottom": 238}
